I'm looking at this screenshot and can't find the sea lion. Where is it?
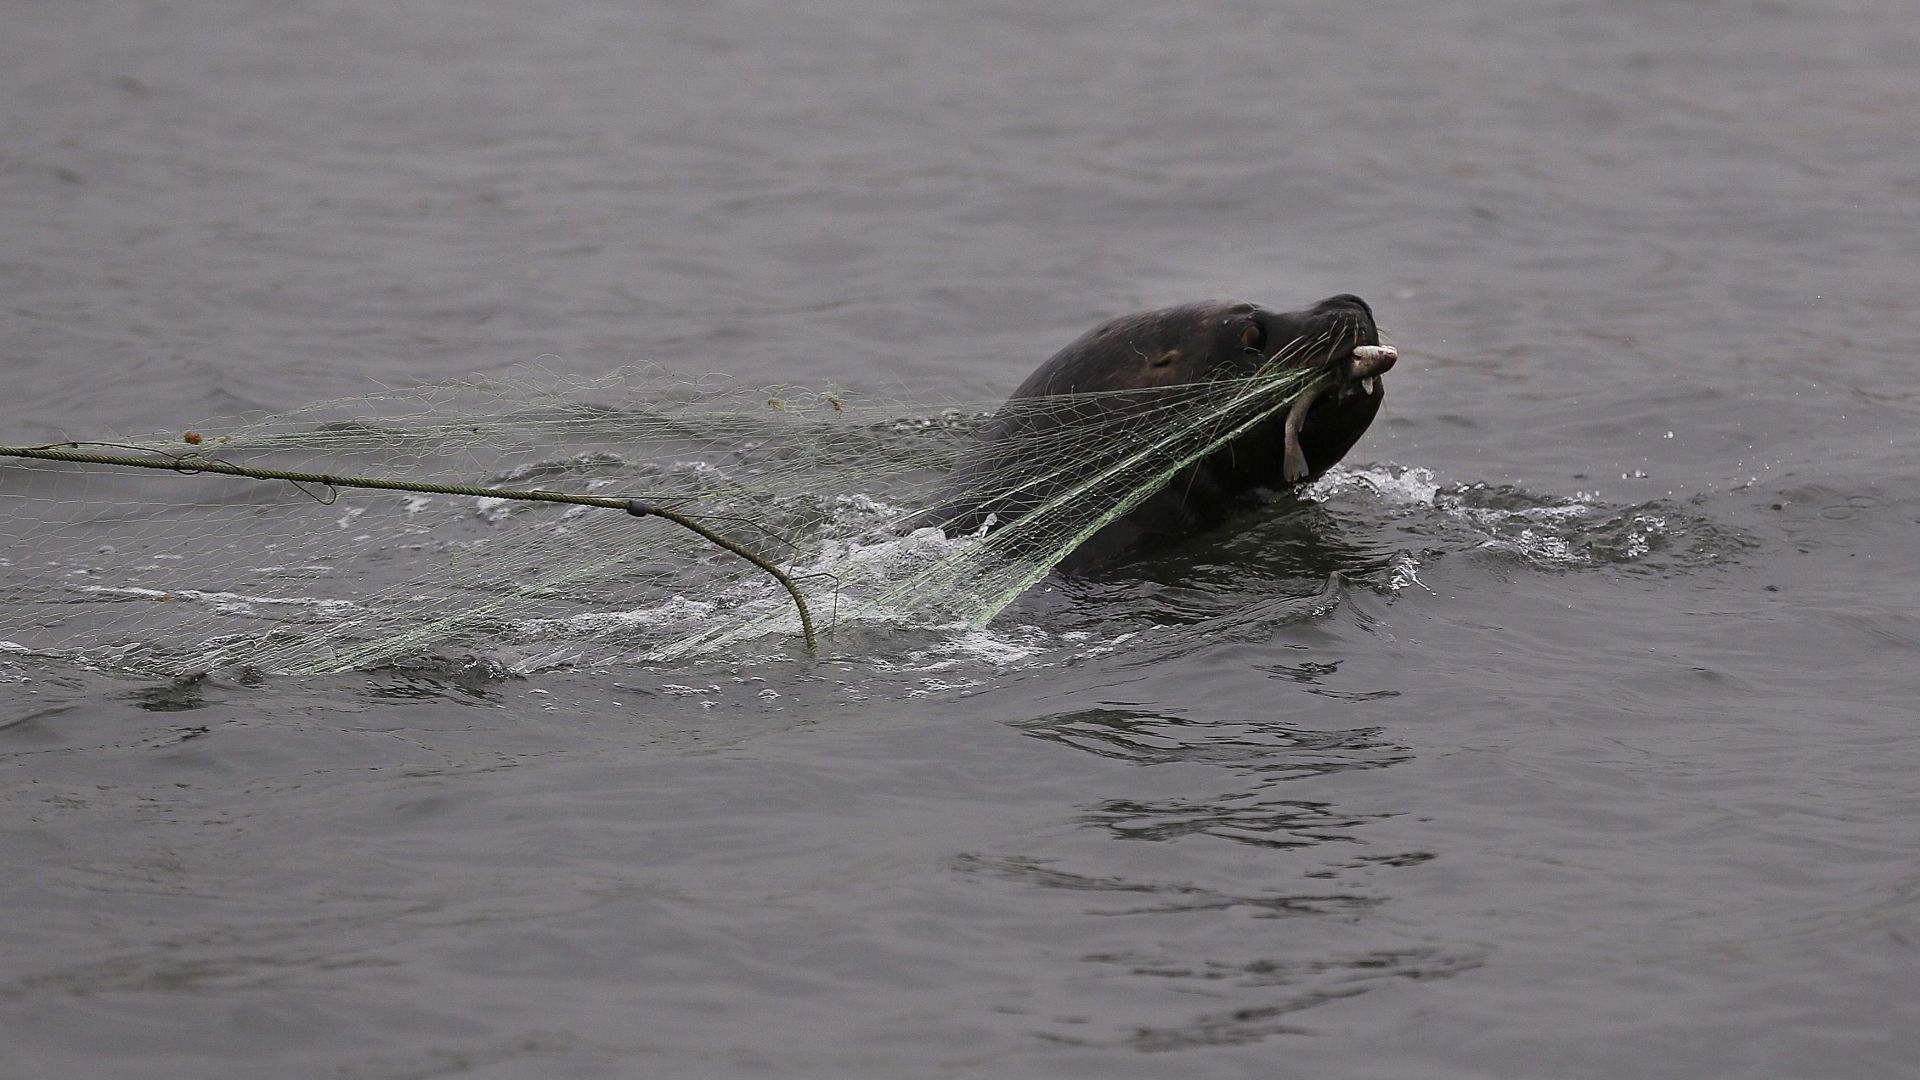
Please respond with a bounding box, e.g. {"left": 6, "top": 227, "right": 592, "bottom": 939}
{"left": 909, "top": 294, "right": 1395, "bottom": 572}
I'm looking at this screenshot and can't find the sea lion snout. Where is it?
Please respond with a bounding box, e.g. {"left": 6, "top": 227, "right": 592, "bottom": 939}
{"left": 1263, "top": 293, "right": 1383, "bottom": 368}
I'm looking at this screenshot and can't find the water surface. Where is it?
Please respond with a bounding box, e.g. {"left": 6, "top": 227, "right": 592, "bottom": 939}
{"left": 4, "top": 1, "right": 1918, "bottom": 1076}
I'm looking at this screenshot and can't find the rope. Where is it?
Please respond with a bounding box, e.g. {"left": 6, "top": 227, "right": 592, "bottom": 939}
{"left": 0, "top": 443, "right": 817, "bottom": 653}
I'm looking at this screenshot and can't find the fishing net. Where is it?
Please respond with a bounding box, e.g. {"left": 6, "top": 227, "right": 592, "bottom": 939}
{"left": 0, "top": 352, "right": 1326, "bottom": 676}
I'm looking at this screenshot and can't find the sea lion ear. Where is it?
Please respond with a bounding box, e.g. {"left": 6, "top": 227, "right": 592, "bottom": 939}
{"left": 1149, "top": 349, "right": 1179, "bottom": 368}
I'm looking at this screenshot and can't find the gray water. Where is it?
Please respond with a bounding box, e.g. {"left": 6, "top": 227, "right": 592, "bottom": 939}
{"left": 4, "top": 1, "right": 1919, "bottom": 1076}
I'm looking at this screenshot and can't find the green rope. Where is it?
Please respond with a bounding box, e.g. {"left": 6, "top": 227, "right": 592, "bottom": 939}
{"left": 0, "top": 443, "right": 817, "bottom": 654}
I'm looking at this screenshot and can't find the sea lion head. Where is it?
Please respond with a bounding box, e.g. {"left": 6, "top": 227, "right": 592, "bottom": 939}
{"left": 1012, "top": 293, "right": 1390, "bottom": 393}
{"left": 914, "top": 293, "right": 1397, "bottom": 570}
{"left": 1016, "top": 294, "right": 1393, "bottom": 485}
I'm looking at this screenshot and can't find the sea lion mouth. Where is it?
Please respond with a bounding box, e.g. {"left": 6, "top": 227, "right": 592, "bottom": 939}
{"left": 1280, "top": 343, "right": 1397, "bottom": 483}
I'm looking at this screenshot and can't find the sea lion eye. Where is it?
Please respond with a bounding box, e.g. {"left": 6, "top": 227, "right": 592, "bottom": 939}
{"left": 1240, "top": 322, "right": 1264, "bottom": 352}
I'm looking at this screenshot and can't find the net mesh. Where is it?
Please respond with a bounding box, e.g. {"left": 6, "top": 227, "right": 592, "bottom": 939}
{"left": 1, "top": 355, "right": 1323, "bottom": 675}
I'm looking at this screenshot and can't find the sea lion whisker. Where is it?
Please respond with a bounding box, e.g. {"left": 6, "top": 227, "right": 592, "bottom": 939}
{"left": 1258, "top": 331, "right": 1337, "bottom": 388}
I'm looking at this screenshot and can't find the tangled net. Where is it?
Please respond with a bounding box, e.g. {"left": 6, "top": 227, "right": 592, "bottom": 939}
{"left": 0, "top": 354, "right": 1324, "bottom": 676}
